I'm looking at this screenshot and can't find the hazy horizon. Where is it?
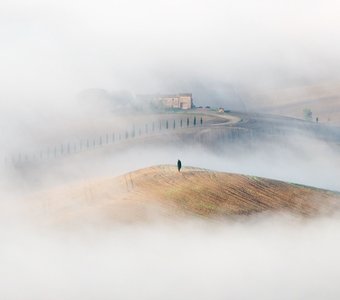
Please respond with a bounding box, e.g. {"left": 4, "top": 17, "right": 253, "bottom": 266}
{"left": 2, "top": 0, "right": 340, "bottom": 110}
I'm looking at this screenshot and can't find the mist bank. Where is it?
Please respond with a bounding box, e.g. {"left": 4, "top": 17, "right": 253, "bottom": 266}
{"left": 2, "top": 0, "right": 340, "bottom": 113}
{"left": 1, "top": 216, "right": 340, "bottom": 300}
{"left": 3, "top": 110, "right": 340, "bottom": 164}
{"left": 3, "top": 111, "right": 340, "bottom": 196}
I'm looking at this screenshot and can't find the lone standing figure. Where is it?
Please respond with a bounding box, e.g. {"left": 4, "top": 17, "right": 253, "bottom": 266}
{"left": 177, "top": 159, "right": 182, "bottom": 172}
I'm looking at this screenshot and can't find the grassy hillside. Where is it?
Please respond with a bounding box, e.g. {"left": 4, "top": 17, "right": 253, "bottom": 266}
{"left": 29, "top": 165, "right": 340, "bottom": 226}
{"left": 248, "top": 81, "right": 340, "bottom": 124}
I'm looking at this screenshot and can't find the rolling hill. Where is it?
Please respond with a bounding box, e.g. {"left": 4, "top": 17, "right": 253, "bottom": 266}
{"left": 248, "top": 81, "right": 340, "bottom": 124}
{"left": 29, "top": 165, "right": 340, "bottom": 226}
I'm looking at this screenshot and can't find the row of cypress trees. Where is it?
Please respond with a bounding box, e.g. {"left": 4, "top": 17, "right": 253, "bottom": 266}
{"left": 9, "top": 116, "right": 203, "bottom": 164}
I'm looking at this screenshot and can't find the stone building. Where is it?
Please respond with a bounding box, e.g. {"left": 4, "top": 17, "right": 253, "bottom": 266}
{"left": 137, "top": 93, "right": 194, "bottom": 110}
{"left": 157, "top": 93, "right": 193, "bottom": 110}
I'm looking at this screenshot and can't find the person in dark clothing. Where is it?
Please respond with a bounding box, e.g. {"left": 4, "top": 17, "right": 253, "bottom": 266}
{"left": 177, "top": 159, "right": 182, "bottom": 172}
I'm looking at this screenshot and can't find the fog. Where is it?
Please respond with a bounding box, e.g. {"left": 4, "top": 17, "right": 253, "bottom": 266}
{"left": 2, "top": 0, "right": 340, "bottom": 109}
{"left": 2, "top": 0, "right": 340, "bottom": 298}
{"left": 2, "top": 114, "right": 340, "bottom": 298}
{"left": 1, "top": 216, "right": 340, "bottom": 300}
{"left": 2, "top": 113, "right": 340, "bottom": 298}
{"left": 3, "top": 123, "right": 340, "bottom": 192}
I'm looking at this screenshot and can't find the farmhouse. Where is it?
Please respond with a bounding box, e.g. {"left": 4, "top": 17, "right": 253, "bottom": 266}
{"left": 138, "top": 93, "right": 193, "bottom": 110}
{"left": 157, "top": 93, "right": 193, "bottom": 110}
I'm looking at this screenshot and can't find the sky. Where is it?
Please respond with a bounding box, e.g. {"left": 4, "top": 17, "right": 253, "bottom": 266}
{"left": 1, "top": 0, "right": 340, "bottom": 110}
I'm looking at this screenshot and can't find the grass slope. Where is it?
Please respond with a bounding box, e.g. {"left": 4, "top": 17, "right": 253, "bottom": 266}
{"left": 30, "top": 165, "right": 340, "bottom": 225}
